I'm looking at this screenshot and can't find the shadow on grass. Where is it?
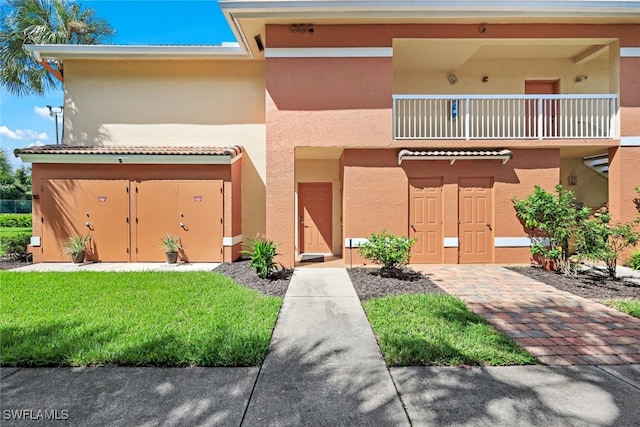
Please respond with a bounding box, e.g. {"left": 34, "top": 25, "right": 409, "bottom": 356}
{"left": 0, "top": 320, "right": 271, "bottom": 367}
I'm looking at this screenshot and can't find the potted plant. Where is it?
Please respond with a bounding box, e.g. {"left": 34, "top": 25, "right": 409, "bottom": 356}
{"left": 160, "top": 234, "right": 181, "bottom": 264}
{"left": 61, "top": 234, "right": 91, "bottom": 263}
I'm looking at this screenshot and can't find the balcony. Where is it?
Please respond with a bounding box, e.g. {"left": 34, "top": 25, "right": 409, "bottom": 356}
{"left": 393, "top": 94, "right": 617, "bottom": 140}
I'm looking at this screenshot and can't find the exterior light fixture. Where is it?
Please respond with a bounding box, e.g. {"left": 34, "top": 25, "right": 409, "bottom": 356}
{"left": 46, "top": 105, "right": 63, "bottom": 144}
{"left": 575, "top": 75, "right": 588, "bottom": 83}
{"left": 254, "top": 34, "right": 264, "bottom": 52}
{"left": 447, "top": 73, "right": 458, "bottom": 85}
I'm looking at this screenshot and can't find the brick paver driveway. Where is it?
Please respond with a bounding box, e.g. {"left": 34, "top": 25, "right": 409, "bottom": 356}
{"left": 412, "top": 265, "right": 640, "bottom": 366}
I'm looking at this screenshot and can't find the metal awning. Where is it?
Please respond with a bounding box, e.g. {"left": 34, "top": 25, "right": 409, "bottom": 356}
{"left": 14, "top": 145, "right": 242, "bottom": 165}
{"left": 398, "top": 148, "right": 512, "bottom": 165}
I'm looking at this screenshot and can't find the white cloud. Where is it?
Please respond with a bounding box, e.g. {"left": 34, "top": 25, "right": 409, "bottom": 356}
{"left": 29, "top": 140, "right": 45, "bottom": 147}
{"left": 0, "top": 125, "right": 48, "bottom": 141}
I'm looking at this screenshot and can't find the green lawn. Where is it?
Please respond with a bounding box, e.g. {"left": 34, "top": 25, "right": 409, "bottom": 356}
{"left": 0, "top": 271, "right": 282, "bottom": 367}
{"left": 604, "top": 299, "right": 640, "bottom": 318}
{"left": 364, "top": 294, "right": 537, "bottom": 366}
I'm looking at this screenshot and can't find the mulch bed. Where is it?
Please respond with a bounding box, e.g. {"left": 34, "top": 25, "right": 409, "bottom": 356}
{"left": 506, "top": 265, "right": 640, "bottom": 301}
{"left": 214, "top": 260, "right": 292, "bottom": 298}
{"left": 348, "top": 267, "right": 446, "bottom": 302}
{"left": 0, "top": 256, "right": 30, "bottom": 271}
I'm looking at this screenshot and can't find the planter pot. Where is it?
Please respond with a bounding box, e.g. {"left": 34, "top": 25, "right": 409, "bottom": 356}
{"left": 166, "top": 252, "right": 178, "bottom": 264}
{"left": 533, "top": 254, "right": 557, "bottom": 271}
{"left": 72, "top": 251, "right": 85, "bottom": 264}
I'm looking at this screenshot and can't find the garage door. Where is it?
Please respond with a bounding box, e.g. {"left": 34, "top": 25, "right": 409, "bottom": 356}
{"left": 135, "top": 181, "right": 223, "bottom": 262}
{"left": 41, "top": 180, "right": 130, "bottom": 262}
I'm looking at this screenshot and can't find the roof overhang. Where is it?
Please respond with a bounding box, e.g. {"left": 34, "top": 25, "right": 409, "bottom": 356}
{"left": 23, "top": 43, "right": 250, "bottom": 61}
{"left": 14, "top": 145, "right": 242, "bottom": 165}
{"left": 219, "top": 0, "right": 640, "bottom": 21}
{"left": 398, "top": 148, "right": 513, "bottom": 165}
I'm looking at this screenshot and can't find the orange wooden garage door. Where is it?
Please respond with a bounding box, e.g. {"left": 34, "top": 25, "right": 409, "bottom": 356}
{"left": 458, "top": 177, "right": 494, "bottom": 263}
{"left": 409, "top": 178, "right": 443, "bottom": 263}
{"left": 41, "top": 180, "right": 130, "bottom": 262}
{"left": 135, "top": 181, "right": 223, "bottom": 262}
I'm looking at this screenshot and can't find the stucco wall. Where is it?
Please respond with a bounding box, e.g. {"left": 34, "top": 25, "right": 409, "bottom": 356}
{"left": 342, "top": 148, "right": 560, "bottom": 265}
{"left": 63, "top": 59, "right": 267, "bottom": 243}
{"left": 560, "top": 157, "right": 608, "bottom": 209}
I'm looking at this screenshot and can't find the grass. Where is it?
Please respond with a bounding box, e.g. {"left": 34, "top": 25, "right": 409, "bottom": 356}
{"left": 603, "top": 299, "right": 640, "bottom": 318}
{"left": 364, "top": 294, "right": 537, "bottom": 366}
{"left": 0, "top": 271, "right": 282, "bottom": 367}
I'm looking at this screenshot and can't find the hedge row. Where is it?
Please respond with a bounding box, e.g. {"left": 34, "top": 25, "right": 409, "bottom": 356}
{"left": 0, "top": 231, "right": 31, "bottom": 260}
{"left": 0, "top": 214, "right": 32, "bottom": 228}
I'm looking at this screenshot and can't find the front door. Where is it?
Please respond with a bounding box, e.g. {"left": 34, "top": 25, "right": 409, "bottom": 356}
{"left": 458, "top": 177, "right": 493, "bottom": 263}
{"left": 298, "top": 182, "right": 332, "bottom": 254}
{"left": 409, "top": 178, "right": 443, "bottom": 263}
{"left": 525, "top": 80, "right": 559, "bottom": 137}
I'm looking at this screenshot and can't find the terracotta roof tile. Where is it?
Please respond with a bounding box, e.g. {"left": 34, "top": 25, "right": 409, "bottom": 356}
{"left": 14, "top": 145, "right": 242, "bottom": 157}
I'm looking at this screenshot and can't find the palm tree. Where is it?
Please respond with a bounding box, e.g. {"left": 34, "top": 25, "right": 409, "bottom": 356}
{"left": 0, "top": 0, "right": 114, "bottom": 96}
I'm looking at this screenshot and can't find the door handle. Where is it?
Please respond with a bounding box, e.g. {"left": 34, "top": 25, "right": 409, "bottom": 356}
{"left": 486, "top": 223, "right": 491, "bottom": 227}
{"left": 410, "top": 224, "right": 417, "bottom": 232}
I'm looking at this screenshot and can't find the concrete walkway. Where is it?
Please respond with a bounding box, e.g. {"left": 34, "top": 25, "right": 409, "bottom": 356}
{"left": 413, "top": 265, "right": 640, "bottom": 366}
{"left": 241, "top": 268, "right": 408, "bottom": 426}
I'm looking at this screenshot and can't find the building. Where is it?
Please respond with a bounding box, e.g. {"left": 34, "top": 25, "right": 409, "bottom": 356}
{"left": 15, "top": 0, "right": 640, "bottom": 266}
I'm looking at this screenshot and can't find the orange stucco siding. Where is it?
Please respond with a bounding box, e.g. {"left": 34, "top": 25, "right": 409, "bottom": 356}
{"left": 267, "top": 23, "right": 640, "bottom": 48}
{"left": 620, "top": 58, "right": 640, "bottom": 136}
{"left": 340, "top": 148, "right": 560, "bottom": 265}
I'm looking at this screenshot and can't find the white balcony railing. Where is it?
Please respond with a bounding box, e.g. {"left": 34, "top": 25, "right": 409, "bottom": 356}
{"left": 393, "top": 94, "right": 617, "bottom": 140}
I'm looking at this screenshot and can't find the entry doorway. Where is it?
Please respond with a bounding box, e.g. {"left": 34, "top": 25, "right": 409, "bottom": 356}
{"left": 458, "top": 177, "right": 494, "bottom": 263}
{"left": 298, "top": 182, "right": 333, "bottom": 254}
{"left": 525, "top": 80, "right": 559, "bottom": 137}
{"left": 409, "top": 178, "right": 443, "bottom": 263}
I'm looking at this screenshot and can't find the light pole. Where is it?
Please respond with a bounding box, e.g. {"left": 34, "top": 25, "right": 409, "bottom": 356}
{"left": 46, "top": 105, "right": 63, "bottom": 144}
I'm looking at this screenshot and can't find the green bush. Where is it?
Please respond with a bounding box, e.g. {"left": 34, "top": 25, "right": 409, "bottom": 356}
{"left": 240, "top": 234, "right": 279, "bottom": 279}
{"left": 630, "top": 251, "right": 640, "bottom": 270}
{"left": 0, "top": 214, "right": 32, "bottom": 228}
{"left": 358, "top": 230, "right": 416, "bottom": 276}
{"left": 0, "top": 231, "right": 31, "bottom": 260}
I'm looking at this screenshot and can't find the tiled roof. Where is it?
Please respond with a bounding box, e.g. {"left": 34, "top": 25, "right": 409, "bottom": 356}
{"left": 398, "top": 148, "right": 512, "bottom": 164}
{"left": 15, "top": 145, "right": 242, "bottom": 157}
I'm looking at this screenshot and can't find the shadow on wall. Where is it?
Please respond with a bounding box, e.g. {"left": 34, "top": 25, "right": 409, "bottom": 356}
{"left": 63, "top": 98, "right": 112, "bottom": 146}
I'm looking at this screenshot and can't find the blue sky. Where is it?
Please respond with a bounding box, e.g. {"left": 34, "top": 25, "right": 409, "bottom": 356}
{"left": 1, "top": 0, "right": 235, "bottom": 169}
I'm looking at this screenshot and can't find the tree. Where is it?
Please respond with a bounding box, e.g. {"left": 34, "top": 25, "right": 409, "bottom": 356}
{"left": 0, "top": 0, "right": 114, "bottom": 96}
{"left": 512, "top": 185, "right": 591, "bottom": 273}
{"left": 0, "top": 149, "right": 31, "bottom": 200}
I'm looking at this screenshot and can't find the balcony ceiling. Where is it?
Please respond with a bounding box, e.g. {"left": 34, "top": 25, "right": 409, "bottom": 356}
{"left": 393, "top": 38, "right": 613, "bottom": 71}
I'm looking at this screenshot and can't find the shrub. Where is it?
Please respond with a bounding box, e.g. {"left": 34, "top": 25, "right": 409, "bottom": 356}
{"left": 630, "top": 251, "right": 640, "bottom": 270}
{"left": 0, "top": 214, "right": 31, "bottom": 228}
{"left": 575, "top": 207, "right": 640, "bottom": 278}
{"left": 0, "top": 231, "right": 31, "bottom": 260}
{"left": 358, "top": 230, "right": 416, "bottom": 276}
{"left": 512, "top": 185, "right": 590, "bottom": 273}
{"left": 240, "top": 234, "right": 279, "bottom": 279}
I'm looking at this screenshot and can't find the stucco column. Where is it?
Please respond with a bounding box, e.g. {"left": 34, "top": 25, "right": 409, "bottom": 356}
{"left": 265, "top": 92, "right": 296, "bottom": 267}
{"left": 608, "top": 146, "right": 640, "bottom": 224}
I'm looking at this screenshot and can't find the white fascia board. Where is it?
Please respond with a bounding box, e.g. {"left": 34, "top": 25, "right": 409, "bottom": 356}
{"left": 15, "top": 154, "right": 235, "bottom": 165}
{"left": 24, "top": 44, "right": 250, "bottom": 61}
{"left": 219, "top": 1, "right": 640, "bottom": 18}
